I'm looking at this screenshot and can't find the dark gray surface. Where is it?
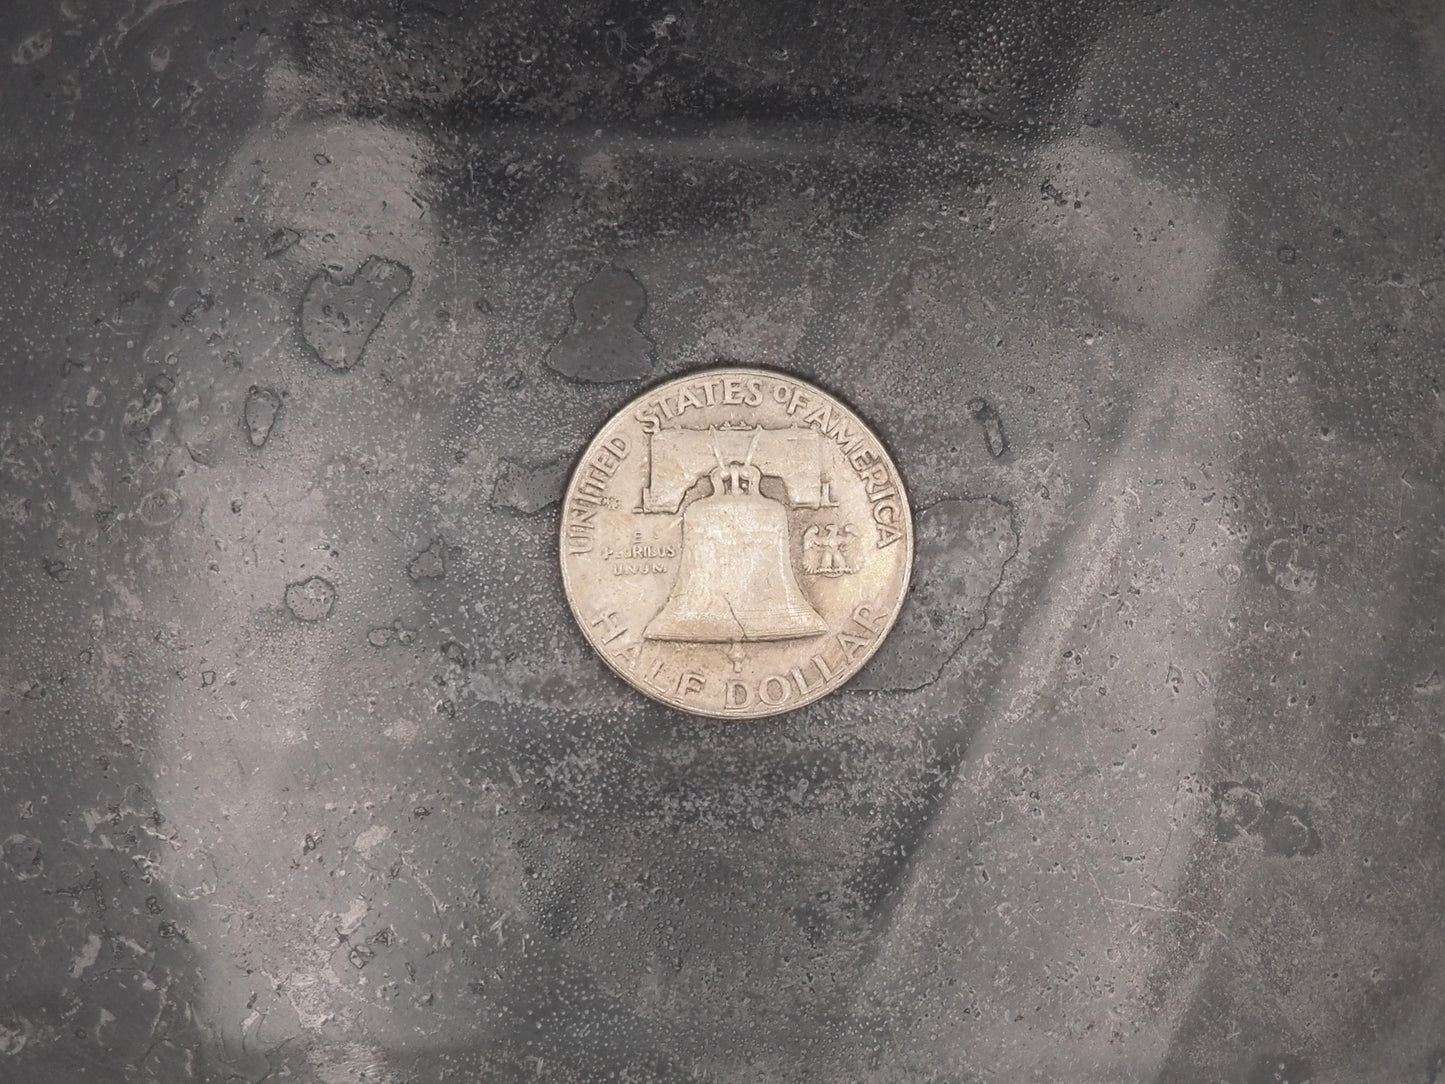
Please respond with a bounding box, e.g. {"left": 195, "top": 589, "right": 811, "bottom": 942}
{"left": 1, "top": 1, "right": 1443, "bottom": 1081}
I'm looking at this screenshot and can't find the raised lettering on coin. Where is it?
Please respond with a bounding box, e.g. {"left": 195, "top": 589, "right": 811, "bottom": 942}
{"left": 559, "top": 368, "right": 912, "bottom": 718}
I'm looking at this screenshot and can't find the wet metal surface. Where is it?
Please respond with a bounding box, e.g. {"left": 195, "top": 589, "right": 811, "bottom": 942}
{"left": 2, "top": 0, "right": 1444, "bottom": 1081}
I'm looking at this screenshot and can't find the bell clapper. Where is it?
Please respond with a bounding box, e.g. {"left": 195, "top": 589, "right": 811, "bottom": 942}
{"left": 727, "top": 640, "right": 746, "bottom": 673}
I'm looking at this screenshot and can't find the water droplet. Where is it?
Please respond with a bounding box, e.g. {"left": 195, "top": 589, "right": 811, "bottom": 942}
{"left": 42, "top": 558, "right": 73, "bottom": 582}
{"left": 1265, "top": 538, "right": 1318, "bottom": 594}
{"left": 301, "top": 257, "right": 413, "bottom": 371}
{"left": 3, "top": 834, "right": 43, "bottom": 880}
{"left": 966, "top": 397, "right": 1008, "bottom": 458}
{"left": 12, "top": 29, "right": 52, "bottom": 67}
{"left": 243, "top": 386, "right": 282, "bottom": 448}
{"left": 407, "top": 540, "right": 446, "bottom": 582}
{"left": 137, "top": 488, "right": 183, "bottom": 527}
{"left": 264, "top": 227, "right": 301, "bottom": 258}
{"left": 491, "top": 457, "right": 568, "bottom": 515}
{"left": 285, "top": 576, "right": 336, "bottom": 622}
{"left": 544, "top": 266, "right": 654, "bottom": 383}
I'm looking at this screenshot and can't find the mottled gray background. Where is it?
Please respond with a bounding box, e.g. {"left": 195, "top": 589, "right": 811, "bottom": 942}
{"left": 1, "top": 0, "right": 1443, "bottom": 1081}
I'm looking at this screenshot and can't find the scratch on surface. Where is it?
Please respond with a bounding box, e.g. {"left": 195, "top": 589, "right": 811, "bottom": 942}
{"left": 1100, "top": 894, "right": 1228, "bottom": 942}
{"left": 117, "top": 0, "right": 192, "bottom": 39}
{"left": 400, "top": 855, "right": 446, "bottom": 917}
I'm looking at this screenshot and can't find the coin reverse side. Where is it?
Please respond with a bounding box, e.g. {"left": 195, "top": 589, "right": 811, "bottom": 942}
{"left": 560, "top": 368, "right": 913, "bottom": 719}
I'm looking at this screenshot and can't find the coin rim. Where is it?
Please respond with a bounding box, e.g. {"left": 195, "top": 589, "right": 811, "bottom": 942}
{"left": 559, "top": 366, "right": 914, "bottom": 720}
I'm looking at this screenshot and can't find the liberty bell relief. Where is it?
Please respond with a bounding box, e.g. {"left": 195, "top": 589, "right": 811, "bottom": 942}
{"left": 560, "top": 369, "right": 912, "bottom": 718}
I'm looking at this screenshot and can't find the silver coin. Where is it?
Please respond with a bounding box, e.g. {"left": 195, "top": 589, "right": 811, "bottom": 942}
{"left": 560, "top": 368, "right": 913, "bottom": 718}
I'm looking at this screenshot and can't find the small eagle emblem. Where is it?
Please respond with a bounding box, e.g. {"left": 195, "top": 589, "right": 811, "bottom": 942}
{"left": 802, "top": 523, "right": 858, "bottom": 576}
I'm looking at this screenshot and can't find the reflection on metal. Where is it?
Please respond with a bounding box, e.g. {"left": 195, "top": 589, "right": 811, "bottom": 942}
{"left": 560, "top": 369, "right": 912, "bottom": 718}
